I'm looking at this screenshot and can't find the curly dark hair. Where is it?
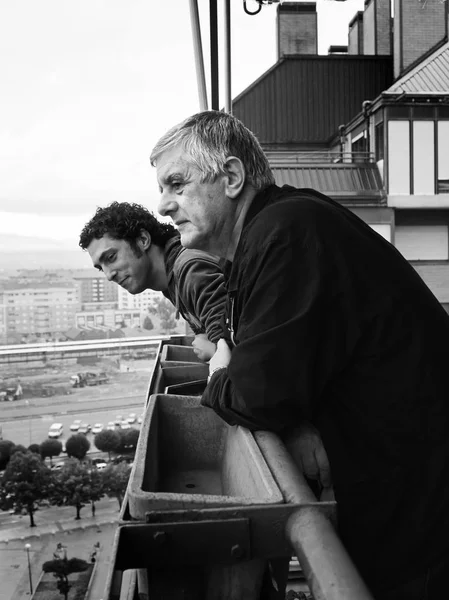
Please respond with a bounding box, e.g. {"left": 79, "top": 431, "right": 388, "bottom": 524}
{"left": 79, "top": 202, "right": 178, "bottom": 249}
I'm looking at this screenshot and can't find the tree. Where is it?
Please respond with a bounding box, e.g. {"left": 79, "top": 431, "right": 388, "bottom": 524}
{"left": 102, "top": 462, "right": 131, "bottom": 509}
{"left": 52, "top": 458, "right": 92, "bottom": 520}
{"left": 0, "top": 440, "right": 15, "bottom": 470}
{"left": 0, "top": 452, "right": 53, "bottom": 527}
{"left": 42, "top": 557, "right": 89, "bottom": 600}
{"left": 10, "top": 444, "right": 28, "bottom": 456}
{"left": 120, "top": 428, "right": 140, "bottom": 453}
{"left": 87, "top": 467, "right": 105, "bottom": 516}
{"left": 65, "top": 434, "right": 90, "bottom": 460}
{"left": 142, "top": 315, "right": 154, "bottom": 331}
{"left": 155, "top": 297, "right": 178, "bottom": 333}
{"left": 40, "top": 439, "right": 63, "bottom": 464}
{"left": 28, "top": 443, "right": 41, "bottom": 454}
{"left": 94, "top": 429, "right": 120, "bottom": 459}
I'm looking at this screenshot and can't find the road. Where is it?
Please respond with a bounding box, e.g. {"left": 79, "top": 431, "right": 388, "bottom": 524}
{"left": 0, "top": 399, "right": 146, "bottom": 447}
{"left": 0, "top": 363, "right": 153, "bottom": 447}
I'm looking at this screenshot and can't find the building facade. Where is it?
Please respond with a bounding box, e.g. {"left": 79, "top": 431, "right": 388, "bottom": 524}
{"left": 232, "top": 0, "right": 449, "bottom": 308}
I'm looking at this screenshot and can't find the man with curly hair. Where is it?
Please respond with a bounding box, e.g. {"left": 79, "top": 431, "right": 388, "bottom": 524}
{"left": 79, "top": 201, "right": 225, "bottom": 361}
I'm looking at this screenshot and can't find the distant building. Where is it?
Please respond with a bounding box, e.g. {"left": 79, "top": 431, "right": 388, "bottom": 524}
{"left": 75, "top": 308, "right": 142, "bottom": 330}
{"left": 72, "top": 269, "right": 118, "bottom": 310}
{"left": 1, "top": 281, "right": 78, "bottom": 342}
{"left": 117, "top": 286, "right": 162, "bottom": 311}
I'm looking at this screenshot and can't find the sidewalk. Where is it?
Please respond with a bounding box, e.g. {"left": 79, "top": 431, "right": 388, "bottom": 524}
{"left": 0, "top": 501, "right": 119, "bottom": 600}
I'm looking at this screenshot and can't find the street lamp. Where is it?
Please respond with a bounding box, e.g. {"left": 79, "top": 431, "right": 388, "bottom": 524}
{"left": 24, "top": 543, "right": 33, "bottom": 595}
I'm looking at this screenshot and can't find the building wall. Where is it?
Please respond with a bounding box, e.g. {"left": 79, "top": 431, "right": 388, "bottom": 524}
{"left": 75, "top": 274, "right": 118, "bottom": 305}
{"left": 75, "top": 309, "right": 142, "bottom": 330}
{"left": 277, "top": 2, "right": 317, "bottom": 57}
{"left": 363, "top": 0, "right": 392, "bottom": 56}
{"left": 348, "top": 12, "right": 364, "bottom": 54}
{"left": 117, "top": 287, "right": 162, "bottom": 310}
{"left": 394, "top": 0, "right": 447, "bottom": 77}
{"left": 4, "top": 285, "right": 78, "bottom": 339}
{"left": 363, "top": 0, "right": 376, "bottom": 55}
{"left": 376, "top": 0, "right": 392, "bottom": 55}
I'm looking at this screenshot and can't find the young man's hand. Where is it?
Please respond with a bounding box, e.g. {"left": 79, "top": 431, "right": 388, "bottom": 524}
{"left": 191, "top": 333, "right": 216, "bottom": 362}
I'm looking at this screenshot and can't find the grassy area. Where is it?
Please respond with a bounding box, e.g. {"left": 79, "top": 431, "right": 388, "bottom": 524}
{"left": 32, "top": 563, "right": 94, "bottom": 600}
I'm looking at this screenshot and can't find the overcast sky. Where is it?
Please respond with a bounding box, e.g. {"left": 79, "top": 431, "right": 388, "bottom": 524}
{"left": 0, "top": 0, "right": 364, "bottom": 252}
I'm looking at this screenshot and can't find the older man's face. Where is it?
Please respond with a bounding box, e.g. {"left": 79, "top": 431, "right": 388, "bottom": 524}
{"left": 156, "top": 146, "right": 227, "bottom": 252}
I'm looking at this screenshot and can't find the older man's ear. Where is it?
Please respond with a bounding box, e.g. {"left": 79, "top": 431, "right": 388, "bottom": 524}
{"left": 224, "top": 157, "right": 246, "bottom": 199}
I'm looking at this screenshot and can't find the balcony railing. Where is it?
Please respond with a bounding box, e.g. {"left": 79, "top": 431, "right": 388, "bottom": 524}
{"left": 104, "top": 336, "right": 375, "bottom": 600}
{"left": 265, "top": 151, "right": 376, "bottom": 165}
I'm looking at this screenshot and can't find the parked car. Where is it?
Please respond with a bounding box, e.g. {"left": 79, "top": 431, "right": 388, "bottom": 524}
{"left": 127, "top": 413, "right": 137, "bottom": 424}
{"left": 106, "top": 421, "right": 116, "bottom": 431}
{"left": 92, "top": 423, "right": 104, "bottom": 434}
{"left": 70, "top": 419, "right": 82, "bottom": 432}
{"left": 51, "top": 462, "right": 64, "bottom": 471}
{"left": 91, "top": 458, "right": 108, "bottom": 471}
{"left": 120, "top": 420, "right": 131, "bottom": 430}
{"left": 114, "top": 415, "right": 123, "bottom": 426}
{"left": 48, "top": 423, "right": 64, "bottom": 438}
{"left": 137, "top": 412, "right": 144, "bottom": 424}
{"left": 78, "top": 423, "right": 91, "bottom": 434}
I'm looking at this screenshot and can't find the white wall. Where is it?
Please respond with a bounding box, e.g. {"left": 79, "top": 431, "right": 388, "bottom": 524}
{"left": 395, "top": 225, "right": 448, "bottom": 260}
{"left": 413, "top": 121, "right": 434, "bottom": 194}
{"left": 388, "top": 121, "right": 410, "bottom": 194}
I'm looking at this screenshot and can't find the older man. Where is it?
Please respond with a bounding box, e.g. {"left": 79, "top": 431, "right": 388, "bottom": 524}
{"left": 151, "top": 111, "right": 449, "bottom": 599}
{"left": 79, "top": 201, "right": 225, "bottom": 361}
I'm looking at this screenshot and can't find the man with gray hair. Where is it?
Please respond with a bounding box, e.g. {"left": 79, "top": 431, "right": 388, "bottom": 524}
{"left": 151, "top": 110, "right": 449, "bottom": 599}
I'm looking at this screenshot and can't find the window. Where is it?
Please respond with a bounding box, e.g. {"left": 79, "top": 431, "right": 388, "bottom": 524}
{"left": 375, "top": 123, "right": 384, "bottom": 161}
{"left": 395, "top": 225, "right": 448, "bottom": 260}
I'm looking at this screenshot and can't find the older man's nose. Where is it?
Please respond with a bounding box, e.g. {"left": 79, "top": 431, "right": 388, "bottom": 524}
{"left": 158, "top": 192, "right": 177, "bottom": 218}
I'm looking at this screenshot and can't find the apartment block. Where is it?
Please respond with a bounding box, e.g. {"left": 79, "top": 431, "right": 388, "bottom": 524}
{"left": 2, "top": 282, "right": 79, "bottom": 342}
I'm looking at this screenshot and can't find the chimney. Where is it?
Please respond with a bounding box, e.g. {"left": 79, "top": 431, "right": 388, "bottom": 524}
{"left": 393, "top": 0, "right": 447, "bottom": 78}
{"left": 363, "top": 0, "right": 392, "bottom": 56}
{"left": 277, "top": 2, "right": 317, "bottom": 59}
{"left": 348, "top": 11, "right": 364, "bottom": 55}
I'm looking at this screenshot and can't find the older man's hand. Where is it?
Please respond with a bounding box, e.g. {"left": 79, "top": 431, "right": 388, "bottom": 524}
{"left": 283, "top": 421, "right": 332, "bottom": 490}
{"left": 208, "top": 338, "right": 232, "bottom": 379}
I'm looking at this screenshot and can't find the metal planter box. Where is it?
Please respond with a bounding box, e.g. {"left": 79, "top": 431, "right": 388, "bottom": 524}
{"left": 128, "top": 394, "right": 283, "bottom": 518}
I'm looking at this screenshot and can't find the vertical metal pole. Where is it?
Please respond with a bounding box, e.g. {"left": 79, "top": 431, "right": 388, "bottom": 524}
{"left": 189, "top": 0, "right": 209, "bottom": 111}
{"left": 255, "top": 432, "right": 374, "bottom": 600}
{"left": 26, "top": 400, "right": 32, "bottom": 445}
{"left": 25, "top": 544, "right": 33, "bottom": 595}
{"left": 210, "top": 0, "right": 219, "bottom": 110}
{"left": 224, "top": 0, "right": 232, "bottom": 113}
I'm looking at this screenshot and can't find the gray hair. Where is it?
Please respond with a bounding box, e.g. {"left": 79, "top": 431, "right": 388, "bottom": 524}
{"left": 150, "top": 111, "right": 275, "bottom": 191}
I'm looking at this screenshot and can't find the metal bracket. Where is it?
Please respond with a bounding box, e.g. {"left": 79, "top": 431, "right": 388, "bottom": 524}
{"left": 115, "top": 517, "right": 250, "bottom": 570}
{"left": 114, "top": 502, "right": 337, "bottom": 570}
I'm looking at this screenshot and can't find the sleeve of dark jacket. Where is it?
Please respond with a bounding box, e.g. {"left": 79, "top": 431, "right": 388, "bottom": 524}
{"left": 177, "top": 255, "right": 227, "bottom": 345}
{"left": 201, "top": 200, "right": 356, "bottom": 433}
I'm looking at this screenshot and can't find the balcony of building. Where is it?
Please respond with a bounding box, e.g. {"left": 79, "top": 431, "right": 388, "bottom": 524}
{"left": 265, "top": 150, "right": 386, "bottom": 206}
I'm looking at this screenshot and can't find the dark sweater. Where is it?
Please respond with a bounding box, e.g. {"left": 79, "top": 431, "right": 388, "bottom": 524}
{"left": 202, "top": 184, "right": 449, "bottom": 592}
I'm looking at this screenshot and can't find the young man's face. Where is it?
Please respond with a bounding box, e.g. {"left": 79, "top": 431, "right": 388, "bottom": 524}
{"left": 156, "top": 146, "right": 227, "bottom": 253}
{"left": 87, "top": 234, "right": 160, "bottom": 294}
